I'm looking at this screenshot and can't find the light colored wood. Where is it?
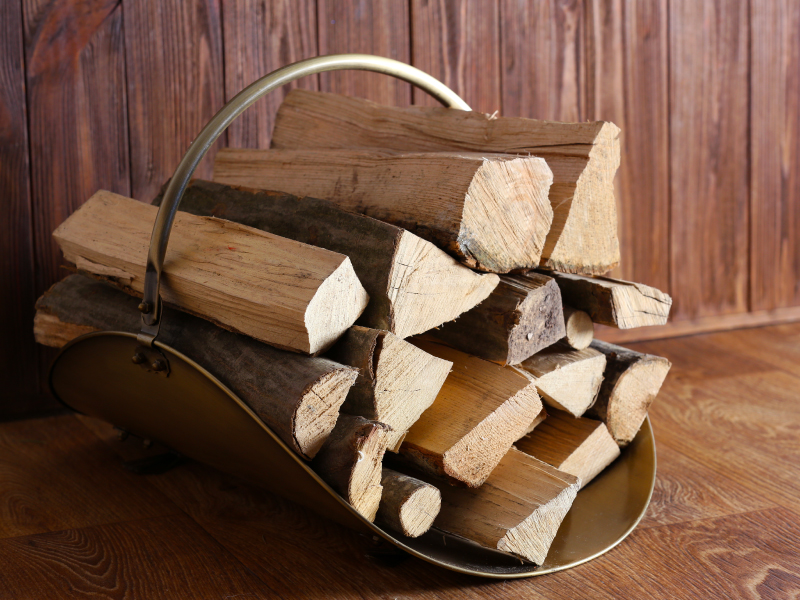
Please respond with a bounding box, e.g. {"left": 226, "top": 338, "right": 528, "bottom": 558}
{"left": 157, "top": 180, "right": 499, "bottom": 339}
{"left": 562, "top": 305, "right": 594, "bottom": 350}
{"left": 515, "top": 409, "right": 620, "bottom": 489}
{"left": 326, "top": 326, "right": 452, "bottom": 452}
{"left": 33, "top": 275, "right": 358, "bottom": 460}
{"left": 588, "top": 340, "right": 671, "bottom": 446}
{"left": 53, "top": 191, "right": 368, "bottom": 355}
{"left": 400, "top": 340, "right": 542, "bottom": 487}
{"left": 311, "top": 415, "right": 389, "bottom": 522}
{"left": 213, "top": 148, "right": 553, "bottom": 273}
{"left": 270, "top": 89, "right": 620, "bottom": 275}
{"left": 427, "top": 272, "right": 564, "bottom": 365}
{"left": 431, "top": 448, "right": 579, "bottom": 565}
{"left": 377, "top": 468, "right": 441, "bottom": 538}
{"left": 548, "top": 271, "right": 672, "bottom": 329}
{"left": 514, "top": 341, "right": 607, "bottom": 417}
{"left": 524, "top": 405, "right": 548, "bottom": 435}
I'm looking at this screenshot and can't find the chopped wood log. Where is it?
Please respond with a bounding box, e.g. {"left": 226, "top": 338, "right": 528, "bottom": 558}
{"left": 400, "top": 340, "right": 542, "bottom": 487}
{"left": 311, "top": 415, "right": 389, "bottom": 521}
{"left": 53, "top": 190, "right": 369, "bottom": 355}
{"left": 514, "top": 342, "right": 607, "bottom": 417}
{"left": 430, "top": 448, "right": 579, "bottom": 565}
{"left": 34, "top": 275, "right": 358, "bottom": 460}
{"left": 377, "top": 468, "right": 441, "bottom": 538}
{"left": 562, "top": 306, "right": 594, "bottom": 350}
{"left": 427, "top": 272, "right": 564, "bottom": 366}
{"left": 587, "top": 340, "right": 672, "bottom": 446}
{"left": 546, "top": 272, "right": 672, "bottom": 329}
{"left": 515, "top": 409, "right": 620, "bottom": 489}
{"left": 270, "top": 89, "right": 620, "bottom": 275}
{"left": 154, "top": 180, "right": 498, "bottom": 338}
{"left": 524, "top": 405, "right": 549, "bottom": 435}
{"left": 213, "top": 148, "right": 553, "bottom": 273}
{"left": 326, "top": 326, "right": 452, "bottom": 452}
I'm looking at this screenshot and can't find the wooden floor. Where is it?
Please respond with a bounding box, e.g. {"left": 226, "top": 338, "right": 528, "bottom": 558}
{"left": 1, "top": 324, "right": 799, "bottom": 599}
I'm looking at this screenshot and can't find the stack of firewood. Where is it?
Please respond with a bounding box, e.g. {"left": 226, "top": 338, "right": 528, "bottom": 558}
{"left": 33, "top": 90, "right": 672, "bottom": 567}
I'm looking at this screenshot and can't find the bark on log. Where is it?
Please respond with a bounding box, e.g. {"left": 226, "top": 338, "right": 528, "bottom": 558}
{"left": 34, "top": 275, "right": 358, "bottom": 460}
{"left": 154, "top": 180, "right": 498, "bottom": 339}
{"left": 377, "top": 468, "right": 441, "bottom": 538}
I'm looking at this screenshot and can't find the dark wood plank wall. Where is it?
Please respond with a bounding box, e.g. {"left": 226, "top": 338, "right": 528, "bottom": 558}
{"left": 2, "top": 0, "right": 799, "bottom": 417}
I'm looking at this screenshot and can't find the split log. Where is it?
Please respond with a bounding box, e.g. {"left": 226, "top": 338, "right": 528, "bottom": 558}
{"left": 326, "top": 326, "right": 452, "bottom": 452}
{"left": 400, "top": 340, "right": 542, "bottom": 487}
{"left": 547, "top": 272, "right": 672, "bottom": 329}
{"left": 427, "top": 272, "right": 564, "bottom": 365}
{"left": 154, "top": 180, "right": 498, "bottom": 338}
{"left": 213, "top": 148, "right": 553, "bottom": 273}
{"left": 377, "top": 468, "right": 441, "bottom": 538}
{"left": 562, "top": 306, "right": 594, "bottom": 350}
{"left": 515, "top": 409, "right": 620, "bottom": 488}
{"left": 514, "top": 342, "right": 607, "bottom": 417}
{"left": 53, "top": 191, "right": 369, "bottom": 355}
{"left": 587, "top": 340, "right": 672, "bottom": 446}
{"left": 430, "top": 448, "right": 579, "bottom": 565}
{"left": 524, "top": 405, "right": 549, "bottom": 435}
{"left": 34, "top": 275, "right": 358, "bottom": 460}
{"left": 270, "top": 88, "right": 620, "bottom": 275}
{"left": 311, "top": 415, "right": 389, "bottom": 521}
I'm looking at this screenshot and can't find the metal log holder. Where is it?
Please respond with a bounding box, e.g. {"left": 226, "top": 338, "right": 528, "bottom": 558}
{"left": 49, "top": 54, "right": 656, "bottom": 578}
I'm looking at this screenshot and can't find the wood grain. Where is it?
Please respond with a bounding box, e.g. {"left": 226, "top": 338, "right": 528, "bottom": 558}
{"left": 223, "top": 0, "right": 318, "bottom": 148}
{"left": 410, "top": 0, "right": 501, "bottom": 113}
{"left": 585, "top": 0, "right": 670, "bottom": 291}
{"left": 750, "top": 0, "right": 800, "bottom": 311}
{"left": 669, "top": 0, "right": 749, "bottom": 319}
{"left": 123, "top": 0, "right": 224, "bottom": 202}
{"left": 317, "top": 0, "right": 412, "bottom": 107}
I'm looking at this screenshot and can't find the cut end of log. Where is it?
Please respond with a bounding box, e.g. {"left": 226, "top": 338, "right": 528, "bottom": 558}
{"left": 305, "top": 257, "right": 370, "bottom": 354}
{"left": 378, "top": 468, "right": 442, "bottom": 538}
{"left": 607, "top": 279, "right": 673, "bottom": 329}
{"left": 398, "top": 485, "right": 442, "bottom": 538}
{"left": 348, "top": 424, "right": 389, "bottom": 522}
{"left": 34, "top": 311, "right": 97, "bottom": 348}
{"left": 459, "top": 156, "right": 553, "bottom": 273}
{"left": 558, "top": 423, "right": 620, "bottom": 488}
{"left": 294, "top": 368, "right": 360, "bottom": 460}
{"left": 605, "top": 356, "right": 671, "bottom": 445}
{"left": 563, "top": 306, "right": 594, "bottom": 350}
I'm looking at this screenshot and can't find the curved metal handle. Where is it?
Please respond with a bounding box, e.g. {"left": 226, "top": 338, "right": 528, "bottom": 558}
{"left": 137, "top": 53, "right": 470, "bottom": 344}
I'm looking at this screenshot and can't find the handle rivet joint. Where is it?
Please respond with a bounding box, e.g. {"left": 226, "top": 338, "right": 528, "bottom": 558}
{"left": 138, "top": 302, "right": 151, "bottom": 314}
{"left": 131, "top": 352, "right": 146, "bottom": 364}
{"left": 151, "top": 359, "right": 167, "bottom": 372}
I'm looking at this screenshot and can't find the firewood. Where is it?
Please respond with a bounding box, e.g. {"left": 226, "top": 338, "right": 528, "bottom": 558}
{"left": 270, "top": 89, "right": 620, "bottom": 275}
{"left": 562, "top": 306, "right": 594, "bottom": 350}
{"left": 53, "top": 191, "right": 369, "bottom": 355}
{"left": 311, "top": 415, "right": 389, "bottom": 521}
{"left": 154, "top": 180, "right": 498, "bottom": 338}
{"left": 326, "top": 326, "right": 452, "bottom": 452}
{"left": 34, "top": 275, "right": 358, "bottom": 460}
{"left": 400, "top": 340, "right": 542, "bottom": 487}
{"left": 524, "top": 405, "right": 549, "bottom": 435}
{"left": 515, "top": 409, "right": 620, "bottom": 489}
{"left": 430, "top": 448, "right": 580, "bottom": 565}
{"left": 547, "top": 272, "right": 672, "bottom": 328}
{"left": 587, "top": 340, "right": 672, "bottom": 446}
{"left": 427, "top": 272, "right": 564, "bottom": 365}
{"left": 377, "top": 468, "right": 441, "bottom": 538}
{"left": 514, "top": 341, "right": 606, "bottom": 417}
{"left": 213, "top": 148, "right": 553, "bottom": 273}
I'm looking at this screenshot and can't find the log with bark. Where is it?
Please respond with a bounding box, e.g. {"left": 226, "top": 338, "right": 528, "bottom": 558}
{"left": 154, "top": 180, "right": 499, "bottom": 339}
{"left": 562, "top": 306, "right": 594, "bottom": 350}
{"left": 377, "top": 468, "right": 441, "bottom": 538}
{"left": 587, "top": 340, "right": 672, "bottom": 446}
{"left": 399, "top": 340, "right": 542, "bottom": 487}
{"left": 427, "top": 272, "right": 564, "bottom": 365}
{"left": 515, "top": 409, "right": 620, "bottom": 489}
{"left": 326, "top": 326, "right": 452, "bottom": 452}
{"left": 547, "top": 272, "right": 672, "bottom": 329}
{"left": 514, "top": 341, "right": 607, "bottom": 417}
{"left": 53, "top": 191, "right": 369, "bottom": 354}
{"left": 34, "top": 275, "right": 358, "bottom": 460}
{"left": 213, "top": 148, "right": 553, "bottom": 273}
{"left": 270, "top": 88, "right": 620, "bottom": 275}
{"left": 311, "top": 414, "right": 389, "bottom": 521}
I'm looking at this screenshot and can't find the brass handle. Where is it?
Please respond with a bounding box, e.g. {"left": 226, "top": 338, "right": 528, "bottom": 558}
{"left": 137, "top": 54, "right": 470, "bottom": 345}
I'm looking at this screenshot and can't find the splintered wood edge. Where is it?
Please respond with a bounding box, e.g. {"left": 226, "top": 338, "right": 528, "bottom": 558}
{"left": 610, "top": 282, "right": 673, "bottom": 328}
{"left": 459, "top": 156, "right": 553, "bottom": 272}
{"left": 348, "top": 425, "right": 389, "bottom": 521}
{"left": 558, "top": 424, "right": 621, "bottom": 488}
{"left": 607, "top": 357, "right": 671, "bottom": 445}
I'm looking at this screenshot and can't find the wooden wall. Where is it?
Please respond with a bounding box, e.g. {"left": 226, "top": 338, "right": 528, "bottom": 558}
{"left": 2, "top": 0, "right": 799, "bottom": 417}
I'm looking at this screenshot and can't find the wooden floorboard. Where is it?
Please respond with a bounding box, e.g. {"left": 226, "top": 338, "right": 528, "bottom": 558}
{"left": 0, "top": 323, "right": 798, "bottom": 598}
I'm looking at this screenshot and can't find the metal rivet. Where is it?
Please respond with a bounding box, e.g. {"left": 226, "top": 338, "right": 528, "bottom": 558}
{"left": 138, "top": 302, "right": 151, "bottom": 314}
{"left": 131, "top": 352, "right": 146, "bottom": 364}
{"left": 151, "top": 359, "right": 166, "bottom": 372}
{"left": 114, "top": 427, "right": 129, "bottom": 442}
